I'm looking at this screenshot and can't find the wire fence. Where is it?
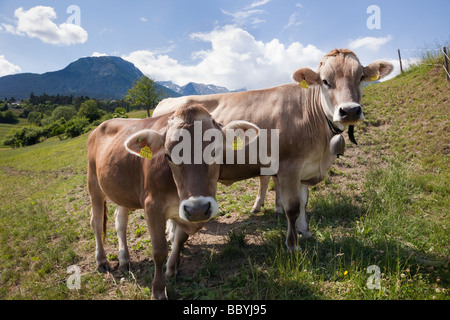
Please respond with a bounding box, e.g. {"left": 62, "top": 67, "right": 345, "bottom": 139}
{"left": 398, "top": 46, "right": 450, "bottom": 81}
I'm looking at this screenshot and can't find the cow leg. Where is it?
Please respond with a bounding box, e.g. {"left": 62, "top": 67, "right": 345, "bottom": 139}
{"left": 272, "top": 176, "right": 284, "bottom": 215}
{"left": 114, "top": 206, "right": 131, "bottom": 273}
{"left": 166, "top": 222, "right": 189, "bottom": 277}
{"left": 166, "top": 218, "right": 176, "bottom": 244}
{"left": 166, "top": 219, "right": 204, "bottom": 277}
{"left": 145, "top": 201, "right": 168, "bottom": 300}
{"left": 296, "top": 184, "right": 312, "bottom": 239}
{"left": 278, "top": 171, "right": 301, "bottom": 252}
{"left": 88, "top": 171, "right": 111, "bottom": 272}
{"left": 251, "top": 176, "right": 270, "bottom": 213}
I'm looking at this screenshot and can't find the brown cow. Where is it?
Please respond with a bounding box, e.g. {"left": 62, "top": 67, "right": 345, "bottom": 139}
{"left": 153, "top": 49, "right": 393, "bottom": 252}
{"left": 87, "top": 104, "right": 259, "bottom": 299}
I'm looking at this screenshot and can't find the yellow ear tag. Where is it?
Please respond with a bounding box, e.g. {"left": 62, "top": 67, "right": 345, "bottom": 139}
{"left": 139, "top": 145, "right": 153, "bottom": 159}
{"left": 233, "top": 136, "right": 244, "bottom": 150}
{"left": 299, "top": 79, "right": 309, "bottom": 89}
{"left": 370, "top": 73, "right": 379, "bottom": 82}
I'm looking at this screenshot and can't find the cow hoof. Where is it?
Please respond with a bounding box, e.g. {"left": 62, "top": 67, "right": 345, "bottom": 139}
{"left": 118, "top": 251, "right": 131, "bottom": 273}
{"left": 97, "top": 262, "right": 112, "bottom": 273}
{"left": 250, "top": 208, "right": 260, "bottom": 214}
{"left": 119, "top": 263, "right": 130, "bottom": 274}
{"left": 165, "top": 268, "right": 177, "bottom": 278}
{"left": 152, "top": 290, "right": 168, "bottom": 300}
{"left": 273, "top": 209, "right": 284, "bottom": 216}
{"left": 285, "top": 243, "right": 301, "bottom": 253}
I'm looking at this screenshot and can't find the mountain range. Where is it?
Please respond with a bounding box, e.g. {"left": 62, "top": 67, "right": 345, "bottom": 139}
{"left": 0, "top": 56, "right": 239, "bottom": 100}
{"left": 156, "top": 80, "right": 245, "bottom": 96}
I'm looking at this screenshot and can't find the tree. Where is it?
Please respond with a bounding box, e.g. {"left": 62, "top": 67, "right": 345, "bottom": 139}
{"left": 0, "top": 110, "right": 19, "bottom": 123}
{"left": 27, "top": 111, "right": 43, "bottom": 125}
{"left": 77, "top": 99, "right": 104, "bottom": 122}
{"left": 112, "top": 107, "right": 128, "bottom": 119}
{"left": 52, "top": 106, "right": 77, "bottom": 121}
{"left": 126, "top": 76, "right": 165, "bottom": 117}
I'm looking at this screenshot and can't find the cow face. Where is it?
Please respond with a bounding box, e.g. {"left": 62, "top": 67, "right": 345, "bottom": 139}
{"left": 292, "top": 49, "right": 393, "bottom": 128}
{"left": 125, "top": 105, "right": 259, "bottom": 223}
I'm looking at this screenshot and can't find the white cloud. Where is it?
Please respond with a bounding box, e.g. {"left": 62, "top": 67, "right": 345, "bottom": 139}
{"left": 246, "top": 0, "right": 272, "bottom": 9}
{"left": 348, "top": 35, "right": 393, "bottom": 51}
{"left": 0, "top": 55, "right": 21, "bottom": 77}
{"left": 122, "top": 25, "right": 324, "bottom": 90}
{"left": 4, "top": 6, "right": 88, "bottom": 46}
{"left": 284, "top": 12, "right": 302, "bottom": 29}
{"left": 221, "top": 8, "right": 265, "bottom": 26}
{"left": 139, "top": 17, "right": 148, "bottom": 22}
{"left": 1, "top": 23, "right": 23, "bottom": 35}
{"left": 221, "top": 0, "right": 271, "bottom": 26}
{"left": 91, "top": 52, "right": 107, "bottom": 57}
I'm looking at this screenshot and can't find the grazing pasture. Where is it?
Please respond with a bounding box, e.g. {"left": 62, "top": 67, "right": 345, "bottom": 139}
{"left": 0, "top": 59, "right": 448, "bottom": 300}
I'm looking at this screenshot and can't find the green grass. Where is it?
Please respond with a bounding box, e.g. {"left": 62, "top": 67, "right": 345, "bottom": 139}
{"left": 165, "top": 160, "right": 448, "bottom": 300}
{"left": 0, "top": 59, "right": 449, "bottom": 300}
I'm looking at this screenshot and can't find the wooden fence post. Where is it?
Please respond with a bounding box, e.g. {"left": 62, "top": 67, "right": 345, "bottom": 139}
{"left": 398, "top": 49, "right": 403, "bottom": 74}
{"left": 444, "top": 47, "right": 449, "bottom": 82}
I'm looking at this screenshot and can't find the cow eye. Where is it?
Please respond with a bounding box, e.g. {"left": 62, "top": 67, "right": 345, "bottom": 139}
{"left": 165, "top": 153, "right": 173, "bottom": 163}
{"left": 322, "top": 79, "right": 330, "bottom": 87}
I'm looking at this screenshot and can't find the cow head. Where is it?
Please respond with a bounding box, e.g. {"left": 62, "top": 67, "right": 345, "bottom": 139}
{"left": 292, "top": 49, "right": 393, "bottom": 129}
{"left": 125, "top": 104, "right": 259, "bottom": 223}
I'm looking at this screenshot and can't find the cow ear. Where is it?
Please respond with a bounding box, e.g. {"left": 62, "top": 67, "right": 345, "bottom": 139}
{"left": 222, "top": 120, "right": 260, "bottom": 146}
{"left": 292, "top": 68, "right": 321, "bottom": 88}
{"left": 363, "top": 60, "right": 394, "bottom": 81}
{"left": 125, "top": 129, "right": 164, "bottom": 160}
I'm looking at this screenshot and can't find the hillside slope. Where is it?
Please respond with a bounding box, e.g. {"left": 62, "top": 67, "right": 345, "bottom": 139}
{"left": 361, "top": 60, "right": 449, "bottom": 173}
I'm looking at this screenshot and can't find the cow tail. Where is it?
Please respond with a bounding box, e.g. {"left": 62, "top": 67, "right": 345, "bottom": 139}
{"left": 103, "top": 200, "right": 108, "bottom": 243}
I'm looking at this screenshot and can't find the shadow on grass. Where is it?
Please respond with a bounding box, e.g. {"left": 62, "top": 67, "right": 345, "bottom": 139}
{"left": 101, "top": 192, "right": 448, "bottom": 299}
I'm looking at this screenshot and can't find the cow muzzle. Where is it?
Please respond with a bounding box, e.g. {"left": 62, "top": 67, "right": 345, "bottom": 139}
{"left": 334, "top": 102, "right": 364, "bottom": 124}
{"left": 179, "top": 196, "right": 219, "bottom": 222}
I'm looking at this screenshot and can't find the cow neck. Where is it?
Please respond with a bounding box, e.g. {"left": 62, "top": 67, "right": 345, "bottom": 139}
{"left": 326, "top": 117, "right": 343, "bottom": 135}
{"left": 316, "top": 87, "right": 357, "bottom": 145}
{"left": 314, "top": 87, "right": 343, "bottom": 137}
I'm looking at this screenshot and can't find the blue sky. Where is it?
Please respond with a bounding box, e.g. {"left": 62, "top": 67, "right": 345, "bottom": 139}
{"left": 0, "top": 0, "right": 448, "bottom": 90}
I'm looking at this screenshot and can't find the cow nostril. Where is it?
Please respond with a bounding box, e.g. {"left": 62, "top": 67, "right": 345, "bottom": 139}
{"left": 183, "top": 201, "right": 211, "bottom": 220}
{"left": 183, "top": 205, "right": 192, "bottom": 217}
{"left": 205, "top": 201, "right": 211, "bottom": 215}
{"left": 339, "top": 108, "right": 347, "bottom": 117}
{"left": 355, "top": 106, "right": 362, "bottom": 116}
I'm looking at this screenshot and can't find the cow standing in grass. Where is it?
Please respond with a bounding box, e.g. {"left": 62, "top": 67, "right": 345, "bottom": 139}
{"left": 87, "top": 104, "right": 259, "bottom": 299}
{"left": 153, "top": 49, "right": 393, "bottom": 252}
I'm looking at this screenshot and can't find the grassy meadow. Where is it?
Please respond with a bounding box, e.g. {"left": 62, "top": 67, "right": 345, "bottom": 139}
{"left": 0, "top": 59, "right": 448, "bottom": 300}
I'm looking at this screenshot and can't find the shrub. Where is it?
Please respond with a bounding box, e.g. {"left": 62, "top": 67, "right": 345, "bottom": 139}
{"left": 112, "top": 107, "right": 128, "bottom": 119}
{"left": 0, "top": 110, "right": 19, "bottom": 124}
{"left": 27, "top": 111, "right": 43, "bottom": 125}
{"left": 3, "top": 126, "right": 43, "bottom": 147}
{"left": 18, "top": 105, "right": 32, "bottom": 118}
{"left": 42, "top": 118, "right": 66, "bottom": 138}
{"left": 64, "top": 118, "right": 89, "bottom": 138}
{"left": 52, "top": 106, "right": 77, "bottom": 122}
{"left": 40, "top": 116, "right": 56, "bottom": 127}
{"left": 77, "top": 100, "right": 104, "bottom": 123}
